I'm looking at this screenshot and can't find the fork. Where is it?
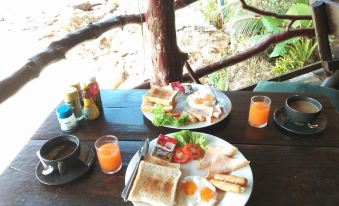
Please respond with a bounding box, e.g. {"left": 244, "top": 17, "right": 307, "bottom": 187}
{"left": 207, "top": 85, "right": 223, "bottom": 108}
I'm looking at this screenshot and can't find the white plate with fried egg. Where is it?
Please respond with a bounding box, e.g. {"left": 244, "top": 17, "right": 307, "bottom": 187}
{"left": 125, "top": 132, "right": 253, "bottom": 206}
{"left": 142, "top": 83, "right": 232, "bottom": 130}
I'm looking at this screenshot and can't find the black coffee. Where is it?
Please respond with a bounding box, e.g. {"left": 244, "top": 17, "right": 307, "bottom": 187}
{"left": 289, "top": 101, "right": 319, "bottom": 113}
{"left": 44, "top": 141, "right": 77, "bottom": 160}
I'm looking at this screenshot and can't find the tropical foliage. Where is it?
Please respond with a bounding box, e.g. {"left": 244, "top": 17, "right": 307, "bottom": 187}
{"left": 201, "top": 0, "right": 318, "bottom": 80}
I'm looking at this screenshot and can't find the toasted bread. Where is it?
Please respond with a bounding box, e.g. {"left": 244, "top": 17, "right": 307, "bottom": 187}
{"left": 143, "top": 85, "right": 178, "bottom": 106}
{"left": 141, "top": 100, "right": 173, "bottom": 113}
{"left": 128, "top": 161, "right": 181, "bottom": 206}
{"left": 143, "top": 154, "right": 180, "bottom": 169}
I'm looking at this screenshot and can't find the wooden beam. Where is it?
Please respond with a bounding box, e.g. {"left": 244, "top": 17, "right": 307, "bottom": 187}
{"left": 238, "top": 62, "right": 322, "bottom": 91}
{"left": 185, "top": 61, "right": 201, "bottom": 84}
{"left": 312, "top": 1, "right": 333, "bottom": 75}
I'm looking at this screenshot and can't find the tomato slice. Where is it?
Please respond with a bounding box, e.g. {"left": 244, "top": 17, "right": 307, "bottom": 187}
{"left": 171, "top": 112, "right": 181, "bottom": 119}
{"left": 183, "top": 144, "right": 203, "bottom": 160}
{"left": 172, "top": 147, "right": 190, "bottom": 164}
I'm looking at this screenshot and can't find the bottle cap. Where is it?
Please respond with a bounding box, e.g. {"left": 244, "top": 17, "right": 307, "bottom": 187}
{"left": 56, "top": 105, "right": 73, "bottom": 119}
{"left": 89, "top": 76, "right": 96, "bottom": 83}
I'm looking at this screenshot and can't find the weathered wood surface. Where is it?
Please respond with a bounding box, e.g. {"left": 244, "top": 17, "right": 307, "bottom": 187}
{"left": 1, "top": 89, "right": 339, "bottom": 205}
{"left": 32, "top": 90, "right": 339, "bottom": 147}
{"left": 1, "top": 141, "right": 339, "bottom": 206}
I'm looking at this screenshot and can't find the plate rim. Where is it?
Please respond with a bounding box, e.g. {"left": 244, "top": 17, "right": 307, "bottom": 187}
{"left": 125, "top": 132, "right": 253, "bottom": 206}
{"left": 142, "top": 83, "right": 232, "bottom": 129}
{"left": 273, "top": 106, "right": 327, "bottom": 135}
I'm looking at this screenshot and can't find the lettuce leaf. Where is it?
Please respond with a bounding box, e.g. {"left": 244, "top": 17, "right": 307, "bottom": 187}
{"left": 172, "top": 130, "right": 206, "bottom": 151}
{"left": 151, "top": 105, "right": 189, "bottom": 127}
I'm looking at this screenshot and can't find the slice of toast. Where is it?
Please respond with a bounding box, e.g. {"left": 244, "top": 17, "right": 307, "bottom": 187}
{"left": 128, "top": 161, "right": 181, "bottom": 206}
{"left": 143, "top": 154, "right": 180, "bottom": 169}
{"left": 143, "top": 85, "right": 178, "bottom": 106}
{"left": 141, "top": 100, "right": 173, "bottom": 113}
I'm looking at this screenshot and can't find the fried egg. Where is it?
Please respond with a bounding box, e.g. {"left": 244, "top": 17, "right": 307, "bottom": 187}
{"left": 177, "top": 176, "right": 217, "bottom": 206}
{"left": 187, "top": 91, "right": 216, "bottom": 110}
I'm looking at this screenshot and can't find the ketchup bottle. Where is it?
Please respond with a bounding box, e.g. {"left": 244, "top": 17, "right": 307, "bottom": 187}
{"left": 87, "top": 76, "right": 103, "bottom": 112}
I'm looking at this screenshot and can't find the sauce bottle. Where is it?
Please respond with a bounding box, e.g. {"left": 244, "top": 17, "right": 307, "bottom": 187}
{"left": 82, "top": 83, "right": 100, "bottom": 120}
{"left": 64, "top": 86, "right": 83, "bottom": 121}
{"left": 70, "top": 82, "right": 83, "bottom": 107}
{"left": 87, "top": 76, "right": 103, "bottom": 112}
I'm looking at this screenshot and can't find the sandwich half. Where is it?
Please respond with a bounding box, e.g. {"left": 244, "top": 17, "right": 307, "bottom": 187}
{"left": 143, "top": 85, "right": 178, "bottom": 106}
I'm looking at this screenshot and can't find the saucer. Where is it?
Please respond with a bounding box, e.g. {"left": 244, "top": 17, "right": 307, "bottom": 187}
{"left": 36, "top": 142, "right": 95, "bottom": 186}
{"left": 273, "top": 106, "right": 327, "bottom": 135}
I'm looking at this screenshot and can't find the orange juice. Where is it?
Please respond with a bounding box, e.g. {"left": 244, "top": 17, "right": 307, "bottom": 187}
{"left": 248, "top": 99, "right": 270, "bottom": 128}
{"left": 97, "top": 143, "right": 122, "bottom": 174}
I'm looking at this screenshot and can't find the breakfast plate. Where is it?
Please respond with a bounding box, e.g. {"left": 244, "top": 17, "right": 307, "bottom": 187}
{"left": 142, "top": 83, "right": 232, "bottom": 129}
{"left": 125, "top": 132, "right": 253, "bottom": 206}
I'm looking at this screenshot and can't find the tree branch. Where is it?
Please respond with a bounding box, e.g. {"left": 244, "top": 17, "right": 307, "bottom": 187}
{"left": 175, "top": 0, "right": 199, "bottom": 10}
{"left": 239, "top": 0, "right": 312, "bottom": 20}
{"left": 0, "top": 0, "right": 199, "bottom": 103}
{"left": 0, "top": 14, "right": 143, "bottom": 103}
{"left": 134, "top": 28, "right": 316, "bottom": 89}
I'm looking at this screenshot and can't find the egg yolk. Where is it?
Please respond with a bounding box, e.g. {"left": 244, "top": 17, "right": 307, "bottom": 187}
{"left": 182, "top": 180, "right": 197, "bottom": 196}
{"left": 204, "top": 94, "right": 214, "bottom": 102}
{"left": 194, "top": 97, "right": 204, "bottom": 104}
{"left": 200, "top": 187, "right": 214, "bottom": 202}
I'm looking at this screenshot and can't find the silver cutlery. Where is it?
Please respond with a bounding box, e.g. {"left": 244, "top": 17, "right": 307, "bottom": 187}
{"left": 121, "top": 137, "right": 149, "bottom": 202}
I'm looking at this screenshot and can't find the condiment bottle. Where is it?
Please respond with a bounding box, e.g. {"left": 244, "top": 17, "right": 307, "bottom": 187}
{"left": 82, "top": 83, "right": 100, "bottom": 120}
{"left": 70, "top": 82, "right": 83, "bottom": 107}
{"left": 87, "top": 76, "right": 103, "bottom": 112}
{"left": 56, "top": 105, "right": 77, "bottom": 132}
{"left": 64, "top": 87, "right": 83, "bottom": 121}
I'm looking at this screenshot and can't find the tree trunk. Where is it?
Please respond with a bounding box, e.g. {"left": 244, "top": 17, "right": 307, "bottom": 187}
{"left": 145, "top": 0, "right": 188, "bottom": 86}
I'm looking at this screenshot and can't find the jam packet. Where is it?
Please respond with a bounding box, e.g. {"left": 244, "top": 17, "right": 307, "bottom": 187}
{"left": 152, "top": 134, "right": 177, "bottom": 161}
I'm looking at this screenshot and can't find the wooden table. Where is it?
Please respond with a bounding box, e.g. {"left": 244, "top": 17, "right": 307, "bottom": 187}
{"left": 1, "top": 90, "right": 339, "bottom": 206}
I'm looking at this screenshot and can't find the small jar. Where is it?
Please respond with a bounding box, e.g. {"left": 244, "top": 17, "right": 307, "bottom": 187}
{"left": 56, "top": 105, "right": 77, "bottom": 132}
{"left": 64, "top": 86, "right": 83, "bottom": 121}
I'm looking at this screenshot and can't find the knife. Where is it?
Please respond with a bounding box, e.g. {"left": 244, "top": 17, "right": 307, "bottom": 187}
{"left": 121, "top": 137, "right": 149, "bottom": 202}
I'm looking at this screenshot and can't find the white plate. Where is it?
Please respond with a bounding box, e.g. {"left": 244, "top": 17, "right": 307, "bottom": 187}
{"left": 125, "top": 132, "right": 253, "bottom": 206}
{"left": 142, "top": 83, "right": 232, "bottom": 129}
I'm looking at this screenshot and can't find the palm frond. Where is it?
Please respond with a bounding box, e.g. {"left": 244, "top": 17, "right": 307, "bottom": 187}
{"left": 226, "top": 16, "right": 265, "bottom": 36}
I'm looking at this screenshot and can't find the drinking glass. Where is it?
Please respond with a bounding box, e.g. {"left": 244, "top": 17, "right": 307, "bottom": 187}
{"left": 95, "top": 135, "right": 122, "bottom": 174}
{"left": 248, "top": 96, "right": 271, "bottom": 128}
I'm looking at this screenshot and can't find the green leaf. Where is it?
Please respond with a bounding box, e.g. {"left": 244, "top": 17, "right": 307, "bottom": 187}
{"left": 248, "top": 34, "right": 269, "bottom": 47}
{"left": 173, "top": 130, "right": 206, "bottom": 151}
{"left": 286, "top": 3, "right": 312, "bottom": 28}
{"left": 261, "top": 16, "right": 284, "bottom": 33}
{"left": 226, "top": 16, "right": 265, "bottom": 36}
{"left": 270, "top": 42, "right": 288, "bottom": 58}
{"left": 293, "top": 0, "right": 309, "bottom": 4}
{"left": 284, "top": 37, "right": 300, "bottom": 44}
{"left": 151, "top": 105, "right": 189, "bottom": 127}
{"left": 286, "top": 3, "right": 312, "bottom": 15}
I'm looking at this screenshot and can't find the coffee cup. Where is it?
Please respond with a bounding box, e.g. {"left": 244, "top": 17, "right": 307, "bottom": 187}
{"left": 285, "top": 95, "right": 322, "bottom": 125}
{"left": 37, "top": 135, "right": 80, "bottom": 175}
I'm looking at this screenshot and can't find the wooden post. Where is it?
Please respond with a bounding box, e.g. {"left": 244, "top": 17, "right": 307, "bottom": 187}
{"left": 311, "top": 1, "right": 333, "bottom": 76}
{"left": 145, "top": 0, "right": 188, "bottom": 86}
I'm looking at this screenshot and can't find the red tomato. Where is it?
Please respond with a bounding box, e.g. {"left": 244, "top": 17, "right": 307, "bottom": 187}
{"left": 183, "top": 144, "right": 203, "bottom": 160}
{"left": 171, "top": 112, "right": 181, "bottom": 119}
{"left": 172, "top": 147, "right": 190, "bottom": 164}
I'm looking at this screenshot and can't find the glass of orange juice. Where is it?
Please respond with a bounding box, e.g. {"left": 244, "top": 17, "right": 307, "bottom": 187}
{"left": 95, "top": 135, "right": 122, "bottom": 174}
{"left": 248, "top": 96, "right": 271, "bottom": 128}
